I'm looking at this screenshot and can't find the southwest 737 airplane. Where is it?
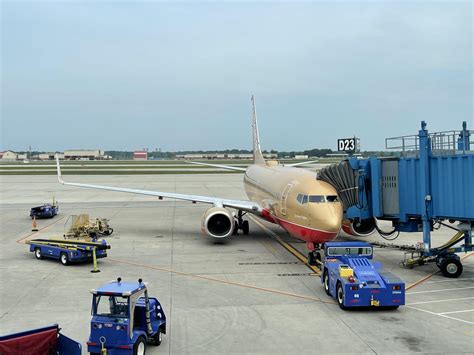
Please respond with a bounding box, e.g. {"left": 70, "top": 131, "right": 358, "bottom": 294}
{"left": 56, "top": 96, "right": 368, "bottom": 263}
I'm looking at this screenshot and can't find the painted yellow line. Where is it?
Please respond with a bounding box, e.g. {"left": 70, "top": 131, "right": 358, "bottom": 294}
{"left": 108, "top": 258, "right": 335, "bottom": 304}
{"left": 249, "top": 215, "right": 321, "bottom": 275}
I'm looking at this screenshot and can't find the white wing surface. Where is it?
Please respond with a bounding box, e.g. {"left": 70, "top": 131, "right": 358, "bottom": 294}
{"left": 185, "top": 160, "right": 247, "bottom": 171}
{"left": 55, "top": 156, "right": 261, "bottom": 214}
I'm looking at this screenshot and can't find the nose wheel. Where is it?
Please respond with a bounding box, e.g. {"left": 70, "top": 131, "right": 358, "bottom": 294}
{"left": 308, "top": 248, "right": 322, "bottom": 266}
{"left": 234, "top": 210, "right": 250, "bottom": 235}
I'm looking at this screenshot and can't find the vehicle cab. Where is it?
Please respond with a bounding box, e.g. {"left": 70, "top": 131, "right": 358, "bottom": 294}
{"left": 88, "top": 278, "right": 166, "bottom": 355}
{"left": 322, "top": 241, "right": 405, "bottom": 309}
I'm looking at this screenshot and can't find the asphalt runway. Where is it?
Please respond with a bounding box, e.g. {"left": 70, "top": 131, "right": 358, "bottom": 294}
{"left": 0, "top": 174, "right": 473, "bottom": 354}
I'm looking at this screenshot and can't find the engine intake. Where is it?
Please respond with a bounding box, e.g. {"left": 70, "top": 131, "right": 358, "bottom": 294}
{"left": 201, "top": 207, "right": 235, "bottom": 239}
{"left": 342, "top": 218, "right": 375, "bottom": 237}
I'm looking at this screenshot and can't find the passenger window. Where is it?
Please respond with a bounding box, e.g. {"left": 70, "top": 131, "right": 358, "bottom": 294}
{"left": 302, "top": 195, "right": 308, "bottom": 204}
{"left": 308, "top": 195, "right": 325, "bottom": 203}
{"left": 326, "top": 195, "right": 339, "bottom": 202}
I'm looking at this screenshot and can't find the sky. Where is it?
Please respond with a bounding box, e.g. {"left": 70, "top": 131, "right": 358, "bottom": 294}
{"left": 1, "top": 1, "right": 472, "bottom": 152}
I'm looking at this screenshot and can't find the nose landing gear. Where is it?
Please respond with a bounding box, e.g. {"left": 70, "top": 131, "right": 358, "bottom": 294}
{"left": 234, "top": 210, "right": 250, "bottom": 235}
{"left": 308, "top": 246, "right": 323, "bottom": 266}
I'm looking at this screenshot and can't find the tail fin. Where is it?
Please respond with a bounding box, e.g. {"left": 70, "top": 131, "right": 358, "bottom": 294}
{"left": 251, "top": 95, "right": 265, "bottom": 164}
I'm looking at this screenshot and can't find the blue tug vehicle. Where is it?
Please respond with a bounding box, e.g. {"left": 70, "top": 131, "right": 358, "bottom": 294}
{"left": 321, "top": 241, "right": 405, "bottom": 310}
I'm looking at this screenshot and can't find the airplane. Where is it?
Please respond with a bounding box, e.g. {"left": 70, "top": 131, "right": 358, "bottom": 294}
{"left": 55, "top": 96, "right": 371, "bottom": 264}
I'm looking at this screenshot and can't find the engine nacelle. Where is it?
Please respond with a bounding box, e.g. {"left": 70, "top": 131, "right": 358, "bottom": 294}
{"left": 342, "top": 218, "right": 375, "bottom": 237}
{"left": 201, "top": 207, "right": 235, "bottom": 239}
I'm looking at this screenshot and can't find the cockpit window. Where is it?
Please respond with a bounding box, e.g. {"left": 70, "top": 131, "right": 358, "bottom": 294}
{"left": 308, "top": 195, "right": 325, "bottom": 203}
{"left": 298, "top": 194, "right": 339, "bottom": 204}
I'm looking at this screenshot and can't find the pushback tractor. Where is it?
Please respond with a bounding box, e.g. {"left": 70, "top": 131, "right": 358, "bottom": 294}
{"left": 88, "top": 278, "right": 166, "bottom": 355}
{"left": 322, "top": 241, "right": 405, "bottom": 309}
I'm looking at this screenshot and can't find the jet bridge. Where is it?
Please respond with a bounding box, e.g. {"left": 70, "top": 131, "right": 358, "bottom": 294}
{"left": 318, "top": 121, "right": 473, "bottom": 277}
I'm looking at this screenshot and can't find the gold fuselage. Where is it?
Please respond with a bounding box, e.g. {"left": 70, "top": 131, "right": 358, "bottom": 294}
{"left": 243, "top": 163, "right": 343, "bottom": 246}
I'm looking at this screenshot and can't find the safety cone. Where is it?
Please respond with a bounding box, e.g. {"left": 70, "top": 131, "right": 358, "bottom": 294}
{"left": 31, "top": 216, "right": 38, "bottom": 232}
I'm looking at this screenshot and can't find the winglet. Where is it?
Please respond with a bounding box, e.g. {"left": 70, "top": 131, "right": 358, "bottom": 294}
{"left": 55, "top": 154, "right": 64, "bottom": 184}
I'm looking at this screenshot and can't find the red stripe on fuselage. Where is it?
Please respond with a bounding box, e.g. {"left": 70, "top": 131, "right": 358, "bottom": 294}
{"left": 260, "top": 209, "right": 338, "bottom": 243}
{"left": 275, "top": 217, "right": 338, "bottom": 243}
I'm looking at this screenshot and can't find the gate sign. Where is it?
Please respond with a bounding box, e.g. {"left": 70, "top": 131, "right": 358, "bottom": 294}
{"left": 337, "top": 138, "right": 358, "bottom": 152}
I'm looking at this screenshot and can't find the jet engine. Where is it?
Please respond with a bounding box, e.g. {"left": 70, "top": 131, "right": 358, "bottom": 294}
{"left": 342, "top": 218, "right": 375, "bottom": 237}
{"left": 201, "top": 207, "right": 235, "bottom": 239}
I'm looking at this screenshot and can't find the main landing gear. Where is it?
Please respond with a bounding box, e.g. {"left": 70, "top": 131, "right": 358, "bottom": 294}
{"left": 234, "top": 210, "right": 250, "bottom": 235}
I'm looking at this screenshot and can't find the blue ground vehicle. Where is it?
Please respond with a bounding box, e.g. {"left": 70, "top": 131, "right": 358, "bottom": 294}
{"left": 30, "top": 203, "right": 59, "bottom": 218}
{"left": 321, "top": 241, "right": 405, "bottom": 310}
{"left": 27, "top": 238, "right": 109, "bottom": 265}
{"left": 0, "top": 324, "right": 81, "bottom": 354}
{"left": 88, "top": 278, "right": 166, "bottom": 355}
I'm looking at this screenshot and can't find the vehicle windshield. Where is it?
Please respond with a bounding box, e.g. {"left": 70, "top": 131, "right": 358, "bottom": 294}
{"left": 327, "top": 247, "right": 372, "bottom": 257}
{"left": 94, "top": 295, "right": 129, "bottom": 318}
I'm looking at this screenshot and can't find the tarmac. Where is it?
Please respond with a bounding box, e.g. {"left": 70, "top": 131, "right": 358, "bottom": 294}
{"left": 0, "top": 174, "right": 473, "bottom": 354}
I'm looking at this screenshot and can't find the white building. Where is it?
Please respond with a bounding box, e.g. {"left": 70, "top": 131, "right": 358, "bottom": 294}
{"left": 0, "top": 151, "right": 18, "bottom": 161}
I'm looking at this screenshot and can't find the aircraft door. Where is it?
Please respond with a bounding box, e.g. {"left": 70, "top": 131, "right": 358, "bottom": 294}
{"left": 280, "top": 184, "right": 293, "bottom": 216}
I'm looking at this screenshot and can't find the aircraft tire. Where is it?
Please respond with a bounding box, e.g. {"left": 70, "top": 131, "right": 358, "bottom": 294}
{"left": 242, "top": 220, "right": 249, "bottom": 235}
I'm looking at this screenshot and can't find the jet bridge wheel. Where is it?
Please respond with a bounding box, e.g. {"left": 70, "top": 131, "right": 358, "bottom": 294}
{"left": 438, "top": 257, "right": 463, "bottom": 278}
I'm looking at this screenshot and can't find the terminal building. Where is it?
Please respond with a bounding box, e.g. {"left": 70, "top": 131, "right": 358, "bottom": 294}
{"left": 63, "top": 150, "right": 108, "bottom": 160}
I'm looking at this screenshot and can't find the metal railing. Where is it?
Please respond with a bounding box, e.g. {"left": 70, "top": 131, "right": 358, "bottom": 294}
{"left": 386, "top": 129, "right": 473, "bottom": 156}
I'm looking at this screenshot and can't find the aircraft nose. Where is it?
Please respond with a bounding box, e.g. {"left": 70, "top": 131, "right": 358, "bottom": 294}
{"left": 324, "top": 204, "right": 343, "bottom": 231}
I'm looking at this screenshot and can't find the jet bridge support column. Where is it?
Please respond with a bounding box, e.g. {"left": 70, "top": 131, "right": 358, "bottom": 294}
{"left": 419, "top": 121, "right": 432, "bottom": 253}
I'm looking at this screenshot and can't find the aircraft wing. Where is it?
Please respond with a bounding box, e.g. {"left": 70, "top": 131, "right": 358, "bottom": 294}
{"left": 185, "top": 160, "right": 247, "bottom": 172}
{"left": 284, "top": 160, "right": 319, "bottom": 167}
{"left": 55, "top": 156, "right": 261, "bottom": 213}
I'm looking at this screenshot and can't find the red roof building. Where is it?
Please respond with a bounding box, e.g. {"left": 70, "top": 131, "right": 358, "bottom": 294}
{"left": 133, "top": 151, "right": 148, "bottom": 160}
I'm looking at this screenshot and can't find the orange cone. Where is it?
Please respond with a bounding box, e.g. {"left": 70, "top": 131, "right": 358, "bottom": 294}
{"left": 32, "top": 216, "right": 38, "bottom": 232}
